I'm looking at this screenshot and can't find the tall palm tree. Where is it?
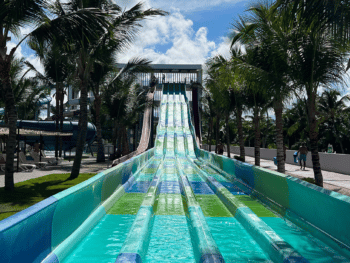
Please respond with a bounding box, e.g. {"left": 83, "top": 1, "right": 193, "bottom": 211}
{"left": 245, "top": 86, "right": 272, "bottom": 166}
{"left": 0, "top": 0, "right": 113, "bottom": 191}
{"left": 318, "top": 90, "right": 350, "bottom": 153}
{"left": 89, "top": 35, "right": 120, "bottom": 162}
{"left": 49, "top": 0, "right": 166, "bottom": 179}
{"left": 231, "top": 2, "right": 293, "bottom": 173}
{"left": 28, "top": 41, "right": 73, "bottom": 159}
{"left": 277, "top": 0, "right": 349, "bottom": 187}
{"left": 102, "top": 58, "right": 153, "bottom": 156}
{"left": 284, "top": 98, "right": 309, "bottom": 149}
{"left": 207, "top": 54, "right": 239, "bottom": 158}
{"left": 286, "top": 4, "right": 346, "bottom": 187}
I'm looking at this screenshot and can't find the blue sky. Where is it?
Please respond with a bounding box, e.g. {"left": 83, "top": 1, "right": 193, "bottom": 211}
{"left": 8, "top": 0, "right": 349, "bottom": 101}
{"left": 8, "top": 0, "right": 251, "bottom": 75}
{"left": 113, "top": 0, "right": 250, "bottom": 65}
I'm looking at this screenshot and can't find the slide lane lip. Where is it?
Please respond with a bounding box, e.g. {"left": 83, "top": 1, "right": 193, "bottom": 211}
{"left": 114, "top": 160, "right": 164, "bottom": 263}
{"left": 191, "top": 157, "right": 309, "bottom": 263}
{"left": 42, "top": 157, "right": 159, "bottom": 263}
{"left": 176, "top": 157, "right": 225, "bottom": 263}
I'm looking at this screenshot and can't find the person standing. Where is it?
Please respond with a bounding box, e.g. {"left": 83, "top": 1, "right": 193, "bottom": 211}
{"left": 297, "top": 143, "right": 308, "bottom": 170}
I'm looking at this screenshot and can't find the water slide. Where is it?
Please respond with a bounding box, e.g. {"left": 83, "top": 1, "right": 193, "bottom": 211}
{"left": 0, "top": 96, "right": 96, "bottom": 152}
{"left": 1, "top": 84, "right": 350, "bottom": 263}
{"left": 0, "top": 120, "right": 96, "bottom": 152}
{"left": 112, "top": 91, "right": 154, "bottom": 165}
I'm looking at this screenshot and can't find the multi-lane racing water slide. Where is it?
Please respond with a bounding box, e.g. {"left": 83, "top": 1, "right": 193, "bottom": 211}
{"left": 1, "top": 84, "right": 350, "bottom": 263}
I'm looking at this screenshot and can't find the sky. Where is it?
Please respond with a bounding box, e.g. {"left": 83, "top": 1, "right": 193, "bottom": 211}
{"left": 9, "top": 0, "right": 251, "bottom": 75}
{"left": 6, "top": 0, "right": 350, "bottom": 117}
{"left": 113, "top": 0, "right": 248, "bottom": 65}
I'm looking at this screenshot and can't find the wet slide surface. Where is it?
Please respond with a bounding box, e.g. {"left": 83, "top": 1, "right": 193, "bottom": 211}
{"left": 63, "top": 84, "right": 347, "bottom": 263}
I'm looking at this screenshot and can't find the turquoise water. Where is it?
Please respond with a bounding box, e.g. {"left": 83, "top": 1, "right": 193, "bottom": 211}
{"left": 60, "top": 84, "right": 349, "bottom": 263}
{"left": 262, "top": 217, "right": 346, "bottom": 263}
{"left": 206, "top": 217, "right": 272, "bottom": 262}
{"left": 145, "top": 215, "right": 195, "bottom": 263}
{"left": 62, "top": 215, "right": 135, "bottom": 263}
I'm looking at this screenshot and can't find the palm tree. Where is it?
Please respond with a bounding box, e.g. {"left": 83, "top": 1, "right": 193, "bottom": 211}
{"left": 48, "top": 0, "right": 166, "bottom": 179}
{"left": 0, "top": 58, "right": 48, "bottom": 121}
{"left": 277, "top": 0, "right": 350, "bottom": 187}
{"left": 0, "top": 0, "right": 114, "bottom": 191}
{"left": 284, "top": 99, "right": 309, "bottom": 149}
{"left": 230, "top": 2, "right": 294, "bottom": 173}
{"left": 28, "top": 41, "right": 73, "bottom": 159}
{"left": 318, "top": 90, "right": 350, "bottom": 153}
{"left": 245, "top": 86, "right": 272, "bottom": 166}
{"left": 286, "top": 5, "right": 347, "bottom": 187}
{"left": 89, "top": 35, "right": 121, "bottom": 162}
{"left": 207, "top": 54, "right": 239, "bottom": 158}
{"left": 201, "top": 94, "right": 215, "bottom": 151}
{"left": 102, "top": 59, "right": 153, "bottom": 156}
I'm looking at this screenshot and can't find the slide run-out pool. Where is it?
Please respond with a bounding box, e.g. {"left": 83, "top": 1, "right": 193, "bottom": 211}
{"left": 1, "top": 84, "right": 350, "bottom": 263}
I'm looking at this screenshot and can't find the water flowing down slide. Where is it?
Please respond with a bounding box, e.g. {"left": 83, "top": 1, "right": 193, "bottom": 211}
{"left": 2, "top": 84, "right": 350, "bottom": 263}
{"left": 60, "top": 84, "right": 348, "bottom": 263}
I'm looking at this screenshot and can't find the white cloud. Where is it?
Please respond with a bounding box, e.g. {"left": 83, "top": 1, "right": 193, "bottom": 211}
{"left": 118, "top": 11, "right": 228, "bottom": 66}
{"left": 26, "top": 55, "right": 45, "bottom": 77}
{"left": 149, "top": 0, "right": 245, "bottom": 13}
{"left": 210, "top": 36, "right": 232, "bottom": 58}
{"left": 6, "top": 41, "right": 23, "bottom": 58}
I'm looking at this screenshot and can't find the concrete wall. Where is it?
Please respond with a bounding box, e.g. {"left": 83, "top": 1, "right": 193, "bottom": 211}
{"left": 202, "top": 145, "right": 350, "bottom": 175}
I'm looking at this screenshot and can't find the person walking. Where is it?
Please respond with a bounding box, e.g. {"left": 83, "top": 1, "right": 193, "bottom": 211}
{"left": 297, "top": 142, "right": 308, "bottom": 170}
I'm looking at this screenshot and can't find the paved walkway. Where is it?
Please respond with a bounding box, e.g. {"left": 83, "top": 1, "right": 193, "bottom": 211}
{"left": 3, "top": 153, "right": 350, "bottom": 197}
{"left": 0, "top": 156, "right": 111, "bottom": 187}
{"left": 220, "top": 152, "right": 350, "bottom": 197}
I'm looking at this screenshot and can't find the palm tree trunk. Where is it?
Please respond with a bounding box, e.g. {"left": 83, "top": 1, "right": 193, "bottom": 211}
{"left": 94, "top": 93, "right": 105, "bottom": 162}
{"left": 254, "top": 107, "right": 261, "bottom": 166}
{"left": 1, "top": 66, "right": 17, "bottom": 191}
{"left": 70, "top": 80, "right": 88, "bottom": 179}
{"left": 226, "top": 112, "right": 230, "bottom": 158}
{"left": 122, "top": 125, "right": 130, "bottom": 156}
{"left": 308, "top": 93, "right": 323, "bottom": 187}
{"left": 208, "top": 116, "right": 213, "bottom": 152}
{"left": 59, "top": 85, "right": 64, "bottom": 157}
{"left": 215, "top": 116, "right": 220, "bottom": 154}
{"left": 274, "top": 99, "right": 285, "bottom": 173}
{"left": 112, "top": 120, "right": 118, "bottom": 156}
{"left": 237, "top": 107, "right": 245, "bottom": 161}
{"left": 55, "top": 85, "right": 60, "bottom": 159}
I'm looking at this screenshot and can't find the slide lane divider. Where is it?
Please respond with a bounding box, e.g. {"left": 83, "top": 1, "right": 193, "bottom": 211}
{"left": 175, "top": 157, "right": 225, "bottom": 263}
{"left": 43, "top": 157, "right": 156, "bottom": 263}
{"left": 199, "top": 158, "right": 350, "bottom": 261}
{"left": 191, "top": 157, "right": 309, "bottom": 263}
{"left": 197, "top": 158, "right": 288, "bottom": 216}
{"left": 114, "top": 159, "right": 164, "bottom": 263}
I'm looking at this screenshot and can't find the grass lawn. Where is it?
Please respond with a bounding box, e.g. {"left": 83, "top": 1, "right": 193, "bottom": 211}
{"left": 0, "top": 173, "right": 97, "bottom": 221}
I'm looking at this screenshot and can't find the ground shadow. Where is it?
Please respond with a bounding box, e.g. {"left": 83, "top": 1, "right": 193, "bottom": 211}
{"left": 0, "top": 179, "right": 68, "bottom": 206}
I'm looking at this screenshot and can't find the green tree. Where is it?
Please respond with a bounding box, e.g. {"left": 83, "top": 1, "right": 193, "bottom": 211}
{"left": 277, "top": 0, "right": 350, "bottom": 187}
{"left": 102, "top": 58, "right": 153, "bottom": 156}
{"left": 0, "top": 0, "right": 113, "bottom": 191}
{"left": 318, "top": 90, "right": 350, "bottom": 153}
{"left": 231, "top": 2, "right": 293, "bottom": 173}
